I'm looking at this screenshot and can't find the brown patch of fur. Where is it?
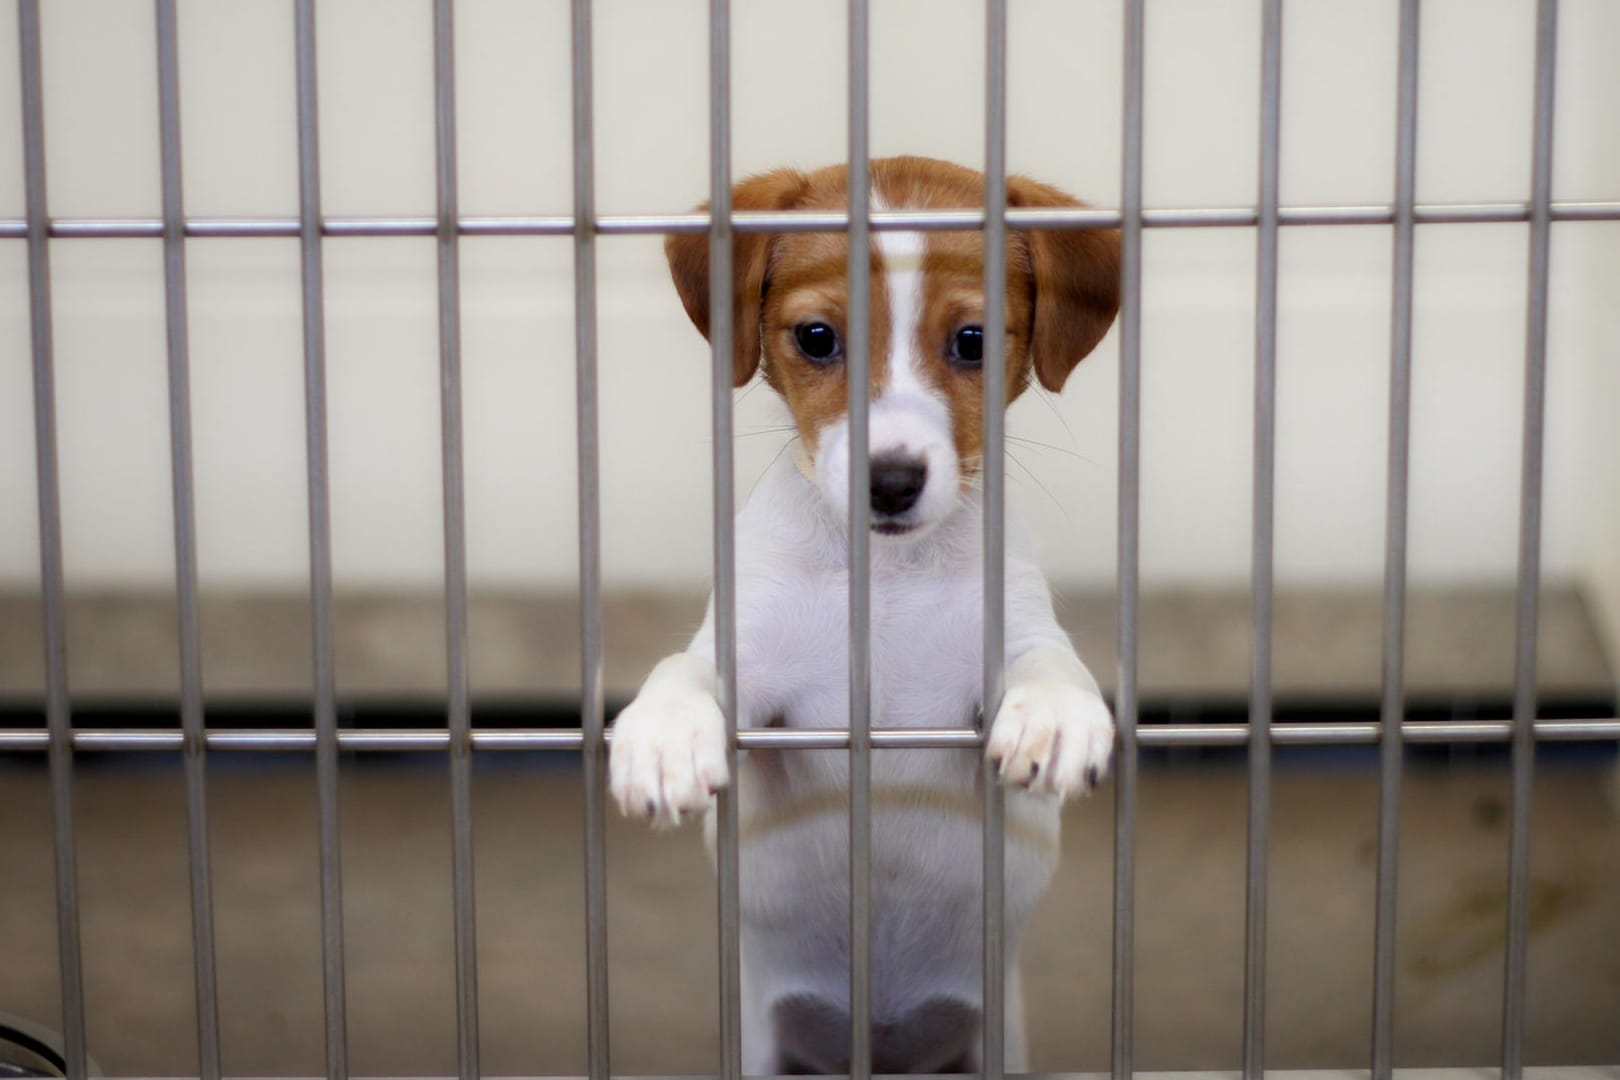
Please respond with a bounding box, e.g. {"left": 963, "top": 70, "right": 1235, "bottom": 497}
{"left": 755, "top": 229, "right": 890, "bottom": 455}
{"left": 910, "top": 239, "right": 1034, "bottom": 482}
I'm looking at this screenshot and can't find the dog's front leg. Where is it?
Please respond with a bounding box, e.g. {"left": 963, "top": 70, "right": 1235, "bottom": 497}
{"left": 608, "top": 650, "right": 730, "bottom": 829}
{"left": 986, "top": 644, "right": 1116, "bottom": 800}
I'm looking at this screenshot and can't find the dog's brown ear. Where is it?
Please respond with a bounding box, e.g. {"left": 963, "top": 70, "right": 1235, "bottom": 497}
{"left": 665, "top": 168, "right": 811, "bottom": 387}
{"left": 1006, "top": 174, "right": 1122, "bottom": 393}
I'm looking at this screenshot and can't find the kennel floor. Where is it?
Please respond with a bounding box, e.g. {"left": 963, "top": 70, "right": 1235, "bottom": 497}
{"left": 0, "top": 746, "right": 1616, "bottom": 1076}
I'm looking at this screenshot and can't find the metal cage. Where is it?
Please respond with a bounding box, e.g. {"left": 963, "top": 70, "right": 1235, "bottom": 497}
{"left": 7, "top": 2, "right": 1620, "bottom": 1080}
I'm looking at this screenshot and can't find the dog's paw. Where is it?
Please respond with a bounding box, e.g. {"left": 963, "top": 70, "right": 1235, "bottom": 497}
{"left": 986, "top": 682, "right": 1115, "bottom": 800}
{"left": 609, "top": 690, "right": 729, "bottom": 828}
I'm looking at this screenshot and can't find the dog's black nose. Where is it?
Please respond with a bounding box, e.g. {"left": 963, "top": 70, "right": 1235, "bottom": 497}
{"left": 870, "top": 457, "right": 926, "bottom": 516}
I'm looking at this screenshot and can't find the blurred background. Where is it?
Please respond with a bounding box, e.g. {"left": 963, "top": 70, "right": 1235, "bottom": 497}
{"left": 0, "top": 0, "right": 1616, "bottom": 1076}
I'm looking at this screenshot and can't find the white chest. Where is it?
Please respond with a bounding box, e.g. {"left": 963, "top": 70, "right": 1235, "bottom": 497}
{"left": 734, "top": 568, "right": 986, "bottom": 731}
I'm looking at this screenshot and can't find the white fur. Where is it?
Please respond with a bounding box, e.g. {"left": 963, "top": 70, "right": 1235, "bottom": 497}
{"left": 609, "top": 200, "right": 1115, "bottom": 1073}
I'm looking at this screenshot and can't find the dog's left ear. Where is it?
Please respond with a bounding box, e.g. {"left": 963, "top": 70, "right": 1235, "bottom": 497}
{"left": 1006, "top": 175, "right": 1122, "bottom": 392}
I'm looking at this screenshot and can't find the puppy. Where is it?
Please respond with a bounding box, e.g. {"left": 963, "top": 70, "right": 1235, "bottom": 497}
{"left": 610, "top": 156, "right": 1120, "bottom": 1074}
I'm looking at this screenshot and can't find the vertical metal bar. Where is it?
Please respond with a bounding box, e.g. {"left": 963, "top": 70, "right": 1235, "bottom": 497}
{"left": 982, "top": 0, "right": 1009, "bottom": 1075}
{"left": 1244, "top": 1, "right": 1282, "bottom": 1076}
{"left": 153, "top": 3, "right": 223, "bottom": 1075}
{"left": 707, "top": 1, "right": 742, "bottom": 1077}
{"left": 1112, "top": 0, "right": 1145, "bottom": 1076}
{"left": 571, "top": 0, "right": 611, "bottom": 1076}
{"left": 845, "top": 0, "right": 873, "bottom": 1077}
{"left": 431, "top": 2, "right": 480, "bottom": 1076}
{"left": 1372, "top": 2, "right": 1420, "bottom": 1075}
{"left": 17, "top": 5, "right": 89, "bottom": 1077}
{"left": 292, "top": 2, "right": 350, "bottom": 1076}
{"left": 1502, "top": 1, "right": 1558, "bottom": 1075}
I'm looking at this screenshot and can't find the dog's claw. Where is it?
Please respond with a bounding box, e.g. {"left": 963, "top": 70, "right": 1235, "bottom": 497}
{"left": 987, "top": 681, "right": 1114, "bottom": 803}
{"left": 608, "top": 680, "right": 729, "bottom": 827}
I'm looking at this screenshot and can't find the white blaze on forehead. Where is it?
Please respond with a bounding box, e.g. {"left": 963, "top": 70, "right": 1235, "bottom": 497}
{"left": 873, "top": 218, "right": 939, "bottom": 409}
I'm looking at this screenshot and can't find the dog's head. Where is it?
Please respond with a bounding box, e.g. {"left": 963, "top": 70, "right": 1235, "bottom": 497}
{"left": 666, "top": 155, "right": 1121, "bottom": 539}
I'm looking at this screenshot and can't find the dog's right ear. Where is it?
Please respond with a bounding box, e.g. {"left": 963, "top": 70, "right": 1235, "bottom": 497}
{"left": 665, "top": 168, "right": 810, "bottom": 387}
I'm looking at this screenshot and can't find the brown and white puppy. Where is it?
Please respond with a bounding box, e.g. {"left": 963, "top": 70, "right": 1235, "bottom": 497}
{"left": 611, "top": 156, "right": 1120, "bottom": 1074}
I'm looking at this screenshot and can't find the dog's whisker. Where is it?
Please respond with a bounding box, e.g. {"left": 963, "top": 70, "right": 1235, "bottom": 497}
{"left": 696, "top": 426, "right": 799, "bottom": 449}
{"left": 1005, "top": 434, "right": 1099, "bottom": 468}
{"left": 1004, "top": 449, "right": 1071, "bottom": 522}
{"left": 1030, "top": 383, "right": 1080, "bottom": 444}
{"left": 746, "top": 435, "right": 803, "bottom": 500}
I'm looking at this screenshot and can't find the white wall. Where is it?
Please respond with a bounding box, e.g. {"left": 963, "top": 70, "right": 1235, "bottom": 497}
{"left": 0, "top": 1, "right": 1615, "bottom": 630}
{"left": 1566, "top": 11, "right": 1620, "bottom": 677}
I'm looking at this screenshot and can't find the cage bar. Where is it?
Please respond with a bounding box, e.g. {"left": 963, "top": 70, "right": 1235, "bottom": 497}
{"left": 429, "top": 1, "right": 482, "bottom": 1076}
{"left": 1502, "top": 1, "right": 1560, "bottom": 1075}
{"left": 1372, "top": 0, "right": 1421, "bottom": 1074}
{"left": 291, "top": 1, "right": 350, "bottom": 1075}
{"left": 2, "top": 718, "right": 1618, "bottom": 756}
{"left": 1112, "top": 0, "right": 1146, "bottom": 1076}
{"left": 981, "top": 1, "right": 1010, "bottom": 1075}
{"left": 16, "top": 3, "right": 90, "bottom": 1078}
{"left": 570, "top": 0, "right": 612, "bottom": 1077}
{"left": 152, "top": 4, "right": 225, "bottom": 1076}
{"left": 5, "top": 200, "right": 1620, "bottom": 243}
{"left": 1244, "top": 0, "right": 1284, "bottom": 1075}
{"left": 706, "top": 1, "right": 744, "bottom": 1076}
{"left": 3, "top": 1069, "right": 1602, "bottom": 1080}
{"left": 845, "top": 0, "right": 874, "bottom": 1076}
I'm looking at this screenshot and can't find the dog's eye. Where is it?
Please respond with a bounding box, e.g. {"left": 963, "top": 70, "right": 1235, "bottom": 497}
{"left": 950, "top": 325, "right": 983, "bottom": 367}
{"left": 793, "top": 321, "right": 843, "bottom": 364}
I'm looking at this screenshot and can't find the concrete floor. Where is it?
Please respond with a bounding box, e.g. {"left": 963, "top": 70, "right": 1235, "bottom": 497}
{"left": 1, "top": 749, "right": 1617, "bottom": 1077}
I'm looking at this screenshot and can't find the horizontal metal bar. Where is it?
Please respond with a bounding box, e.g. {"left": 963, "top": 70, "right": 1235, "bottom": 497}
{"left": 14, "top": 1067, "right": 1615, "bottom": 1080}
{"left": 2, "top": 719, "right": 1617, "bottom": 754}
{"left": 3, "top": 199, "right": 1618, "bottom": 241}
{"left": 1139, "top": 719, "right": 1620, "bottom": 745}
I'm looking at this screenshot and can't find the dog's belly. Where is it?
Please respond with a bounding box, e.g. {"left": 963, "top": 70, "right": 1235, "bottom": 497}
{"left": 723, "top": 746, "right": 1059, "bottom": 1018}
